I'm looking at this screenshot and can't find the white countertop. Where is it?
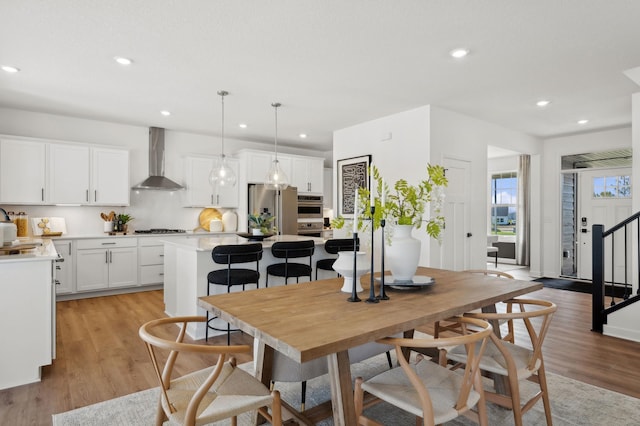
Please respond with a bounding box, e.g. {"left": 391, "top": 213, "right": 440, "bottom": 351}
{"left": 32, "top": 231, "right": 236, "bottom": 241}
{"left": 163, "top": 234, "right": 326, "bottom": 251}
{"left": 0, "top": 238, "right": 58, "bottom": 263}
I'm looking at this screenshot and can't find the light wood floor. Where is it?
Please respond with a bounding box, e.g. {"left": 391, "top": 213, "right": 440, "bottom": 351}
{"left": 2, "top": 286, "right": 640, "bottom": 426}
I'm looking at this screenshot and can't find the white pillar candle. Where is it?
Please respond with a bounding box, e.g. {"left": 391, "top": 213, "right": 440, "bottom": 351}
{"left": 353, "top": 190, "right": 358, "bottom": 233}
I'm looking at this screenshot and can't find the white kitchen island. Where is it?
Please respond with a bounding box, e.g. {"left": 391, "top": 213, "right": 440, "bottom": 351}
{"left": 163, "top": 234, "right": 333, "bottom": 339}
{"left": 0, "top": 239, "right": 58, "bottom": 390}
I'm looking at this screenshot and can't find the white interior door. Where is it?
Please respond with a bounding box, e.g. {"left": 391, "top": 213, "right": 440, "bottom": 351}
{"left": 578, "top": 168, "right": 632, "bottom": 280}
{"left": 440, "top": 157, "right": 471, "bottom": 271}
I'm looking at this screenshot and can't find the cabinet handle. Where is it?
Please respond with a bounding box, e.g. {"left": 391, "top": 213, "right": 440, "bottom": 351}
{"left": 41, "top": 188, "right": 44, "bottom": 201}
{"left": 159, "top": 273, "right": 164, "bottom": 276}
{"left": 159, "top": 254, "right": 164, "bottom": 257}
{"left": 211, "top": 194, "right": 214, "bottom": 205}
{"left": 56, "top": 265, "right": 61, "bottom": 270}
{"left": 86, "top": 189, "right": 89, "bottom": 202}
{"left": 105, "top": 251, "right": 109, "bottom": 263}
{"left": 55, "top": 280, "right": 60, "bottom": 286}
{"left": 95, "top": 190, "right": 97, "bottom": 202}
{"left": 101, "top": 242, "right": 116, "bottom": 245}
{"left": 109, "top": 251, "right": 113, "bottom": 263}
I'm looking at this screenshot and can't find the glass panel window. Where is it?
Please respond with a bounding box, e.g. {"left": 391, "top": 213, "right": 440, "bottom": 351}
{"left": 490, "top": 172, "right": 517, "bottom": 235}
{"left": 592, "top": 175, "right": 631, "bottom": 198}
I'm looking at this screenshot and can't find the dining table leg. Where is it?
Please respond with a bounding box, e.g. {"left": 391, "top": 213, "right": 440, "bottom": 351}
{"left": 327, "top": 350, "right": 357, "bottom": 426}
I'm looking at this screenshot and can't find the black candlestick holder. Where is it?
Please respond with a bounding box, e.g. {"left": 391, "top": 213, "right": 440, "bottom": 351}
{"left": 366, "top": 206, "right": 379, "bottom": 304}
{"left": 378, "top": 218, "right": 389, "bottom": 300}
{"left": 347, "top": 231, "right": 361, "bottom": 302}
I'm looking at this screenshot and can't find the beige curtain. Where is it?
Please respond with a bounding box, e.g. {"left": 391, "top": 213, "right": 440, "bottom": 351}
{"left": 516, "top": 155, "right": 530, "bottom": 265}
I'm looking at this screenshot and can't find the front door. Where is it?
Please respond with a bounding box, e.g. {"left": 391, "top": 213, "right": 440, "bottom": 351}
{"left": 440, "top": 157, "right": 472, "bottom": 271}
{"left": 578, "top": 168, "right": 632, "bottom": 280}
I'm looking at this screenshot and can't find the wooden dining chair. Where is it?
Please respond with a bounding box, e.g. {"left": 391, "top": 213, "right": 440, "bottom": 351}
{"left": 446, "top": 299, "right": 557, "bottom": 426}
{"left": 433, "top": 269, "right": 515, "bottom": 345}
{"left": 139, "top": 316, "right": 282, "bottom": 426}
{"left": 354, "top": 317, "right": 493, "bottom": 426}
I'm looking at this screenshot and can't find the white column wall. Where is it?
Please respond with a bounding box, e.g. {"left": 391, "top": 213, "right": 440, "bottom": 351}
{"left": 333, "top": 106, "right": 432, "bottom": 267}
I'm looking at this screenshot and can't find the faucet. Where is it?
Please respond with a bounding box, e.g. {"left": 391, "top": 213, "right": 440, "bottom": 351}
{"left": 0, "top": 208, "right": 10, "bottom": 222}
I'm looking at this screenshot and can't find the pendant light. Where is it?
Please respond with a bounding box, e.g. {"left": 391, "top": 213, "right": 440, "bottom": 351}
{"left": 265, "top": 102, "right": 289, "bottom": 189}
{"left": 209, "top": 90, "right": 237, "bottom": 188}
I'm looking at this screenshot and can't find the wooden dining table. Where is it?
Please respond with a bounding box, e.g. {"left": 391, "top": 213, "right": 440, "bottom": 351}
{"left": 198, "top": 266, "right": 542, "bottom": 426}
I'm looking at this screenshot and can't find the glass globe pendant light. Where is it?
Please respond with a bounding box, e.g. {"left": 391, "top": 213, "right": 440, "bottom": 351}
{"left": 265, "top": 102, "right": 289, "bottom": 189}
{"left": 209, "top": 90, "right": 237, "bottom": 188}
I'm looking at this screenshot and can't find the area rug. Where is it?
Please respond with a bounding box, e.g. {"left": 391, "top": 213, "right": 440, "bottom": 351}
{"left": 534, "top": 277, "right": 629, "bottom": 299}
{"left": 52, "top": 353, "right": 640, "bottom": 426}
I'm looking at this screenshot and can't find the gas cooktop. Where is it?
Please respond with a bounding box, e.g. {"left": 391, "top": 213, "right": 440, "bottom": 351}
{"left": 134, "top": 229, "right": 186, "bottom": 234}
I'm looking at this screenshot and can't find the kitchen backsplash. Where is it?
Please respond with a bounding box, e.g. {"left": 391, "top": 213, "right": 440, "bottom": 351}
{"left": 2, "top": 189, "right": 235, "bottom": 236}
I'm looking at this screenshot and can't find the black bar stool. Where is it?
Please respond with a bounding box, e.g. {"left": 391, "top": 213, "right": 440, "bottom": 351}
{"left": 266, "top": 240, "right": 315, "bottom": 287}
{"left": 206, "top": 243, "right": 263, "bottom": 344}
{"left": 315, "top": 238, "right": 360, "bottom": 280}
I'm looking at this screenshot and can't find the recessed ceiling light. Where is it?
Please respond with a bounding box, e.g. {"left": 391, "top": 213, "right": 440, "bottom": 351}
{"left": 450, "top": 48, "right": 469, "bottom": 59}
{"left": 238, "top": 123, "right": 248, "bottom": 129}
{"left": 1, "top": 65, "right": 20, "bottom": 73}
{"left": 299, "top": 133, "right": 307, "bottom": 139}
{"left": 536, "top": 100, "right": 551, "bottom": 107}
{"left": 113, "top": 56, "right": 133, "bottom": 66}
{"left": 577, "top": 119, "right": 589, "bottom": 125}
{"left": 160, "top": 110, "right": 171, "bottom": 116}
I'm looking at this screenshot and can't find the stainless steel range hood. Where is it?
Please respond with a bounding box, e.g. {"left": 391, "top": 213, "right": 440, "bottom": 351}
{"left": 132, "top": 127, "right": 184, "bottom": 191}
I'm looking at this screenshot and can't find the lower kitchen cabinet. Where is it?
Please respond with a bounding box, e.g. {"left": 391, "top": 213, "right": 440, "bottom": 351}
{"left": 76, "top": 238, "right": 138, "bottom": 292}
{"left": 139, "top": 238, "right": 165, "bottom": 285}
{"left": 53, "top": 240, "right": 74, "bottom": 294}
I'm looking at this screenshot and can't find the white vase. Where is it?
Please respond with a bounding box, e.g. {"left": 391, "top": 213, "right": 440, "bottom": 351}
{"left": 386, "top": 224, "right": 420, "bottom": 282}
{"left": 221, "top": 210, "right": 237, "bottom": 232}
{"left": 332, "top": 251, "right": 369, "bottom": 293}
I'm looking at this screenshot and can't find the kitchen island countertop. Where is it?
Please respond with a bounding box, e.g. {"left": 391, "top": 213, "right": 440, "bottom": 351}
{"left": 163, "top": 234, "right": 326, "bottom": 252}
{"left": 0, "top": 238, "right": 58, "bottom": 263}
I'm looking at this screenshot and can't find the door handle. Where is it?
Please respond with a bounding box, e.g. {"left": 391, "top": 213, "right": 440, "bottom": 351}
{"left": 466, "top": 232, "right": 473, "bottom": 238}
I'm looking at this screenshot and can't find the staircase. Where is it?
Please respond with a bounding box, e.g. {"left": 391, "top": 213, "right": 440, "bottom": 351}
{"left": 592, "top": 212, "right": 640, "bottom": 337}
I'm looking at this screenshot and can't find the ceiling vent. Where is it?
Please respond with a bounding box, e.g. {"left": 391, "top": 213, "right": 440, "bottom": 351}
{"left": 131, "top": 127, "right": 184, "bottom": 191}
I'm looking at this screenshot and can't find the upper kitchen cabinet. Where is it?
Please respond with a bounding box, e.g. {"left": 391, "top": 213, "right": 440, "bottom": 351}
{"left": 0, "top": 137, "right": 47, "bottom": 204}
{"left": 183, "top": 155, "right": 239, "bottom": 207}
{"left": 239, "top": 149, "right": 292, "bottom": 185}
{"left": 291, "top": 156, "right": 323, "bottom": 194}
{"left": 91, "top": 148, "right": 130, "bottom": 206}
{"left": 49, "top": 143, "right": 90, "bottom": 204}
{"left": 0, "top": 136, "right": 130, "bottom": 205}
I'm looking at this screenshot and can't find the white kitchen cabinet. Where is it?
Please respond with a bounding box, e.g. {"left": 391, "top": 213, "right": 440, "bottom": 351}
{"left": 49, "top": 144, "right": 90, "bottom": 204}
{"left": 291, "top": 156, "right": 324, "bottom": 194}
{"left": 53, "top": 240, "right": 74, "bottom": 294}
{"left": 76, "top": 238, "right": 137, "bottom": 291}
{"left": 241, "top": 150, "right": 292, "bottom": 185}
{"left": 184, "top": 156, "right": 239, "bottom": 207}
{"left": 92, "top": 148, "right": 130, "bottom": 206}
{"left": 0, "top": 137, "right": 46, "bottom": 204}
{"left": 139, "top": 238, "right": 165, "bottom": 285}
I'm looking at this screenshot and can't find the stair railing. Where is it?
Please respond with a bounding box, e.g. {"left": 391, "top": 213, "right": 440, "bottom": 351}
{"left": 592, "top": 211, "right": 640, "bottom": 332}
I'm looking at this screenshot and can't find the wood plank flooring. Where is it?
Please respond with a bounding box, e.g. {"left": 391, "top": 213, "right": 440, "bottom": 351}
{"left": 1, "top": 286, "right": 639, "bottom": 425}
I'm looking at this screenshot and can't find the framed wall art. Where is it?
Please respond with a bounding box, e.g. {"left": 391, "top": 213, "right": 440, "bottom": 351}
{"left": 337, "top": 154, "right": 371, "bottom": 216}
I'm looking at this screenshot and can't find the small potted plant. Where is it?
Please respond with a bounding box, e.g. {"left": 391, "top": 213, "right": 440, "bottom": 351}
{"left": 248, "top": 212, "right": 276, "bottom": 235}
{"left": 116, "top": 213, "right": 134, "bottom": 233}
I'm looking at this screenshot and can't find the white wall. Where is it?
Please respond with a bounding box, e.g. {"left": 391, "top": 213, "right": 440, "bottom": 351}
{"left": 333, "top": 106, "right": 432, "bottom": 266}
{"left": 541, "top": 126, "right": 632, "bottom": 278}
{"left": 606, "top": 93, "right": 640, "bottom": 342}
{"left": 0, "top": 108, "right": 329, "bottom": 235}
{"left": 332, "top": 105, "right": 543, "bottom": 271}
{"left": 429, "top": 106, "right": 542, "bottom": 271}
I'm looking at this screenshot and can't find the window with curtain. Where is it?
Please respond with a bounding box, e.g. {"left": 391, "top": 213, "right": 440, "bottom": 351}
{"left": 490, "top": 171, "right": 517, "bottom": 235}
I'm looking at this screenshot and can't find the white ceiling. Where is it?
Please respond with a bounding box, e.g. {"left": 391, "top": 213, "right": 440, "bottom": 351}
{"left": 2, "top": 1, "right": 640, "bottom": 152}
